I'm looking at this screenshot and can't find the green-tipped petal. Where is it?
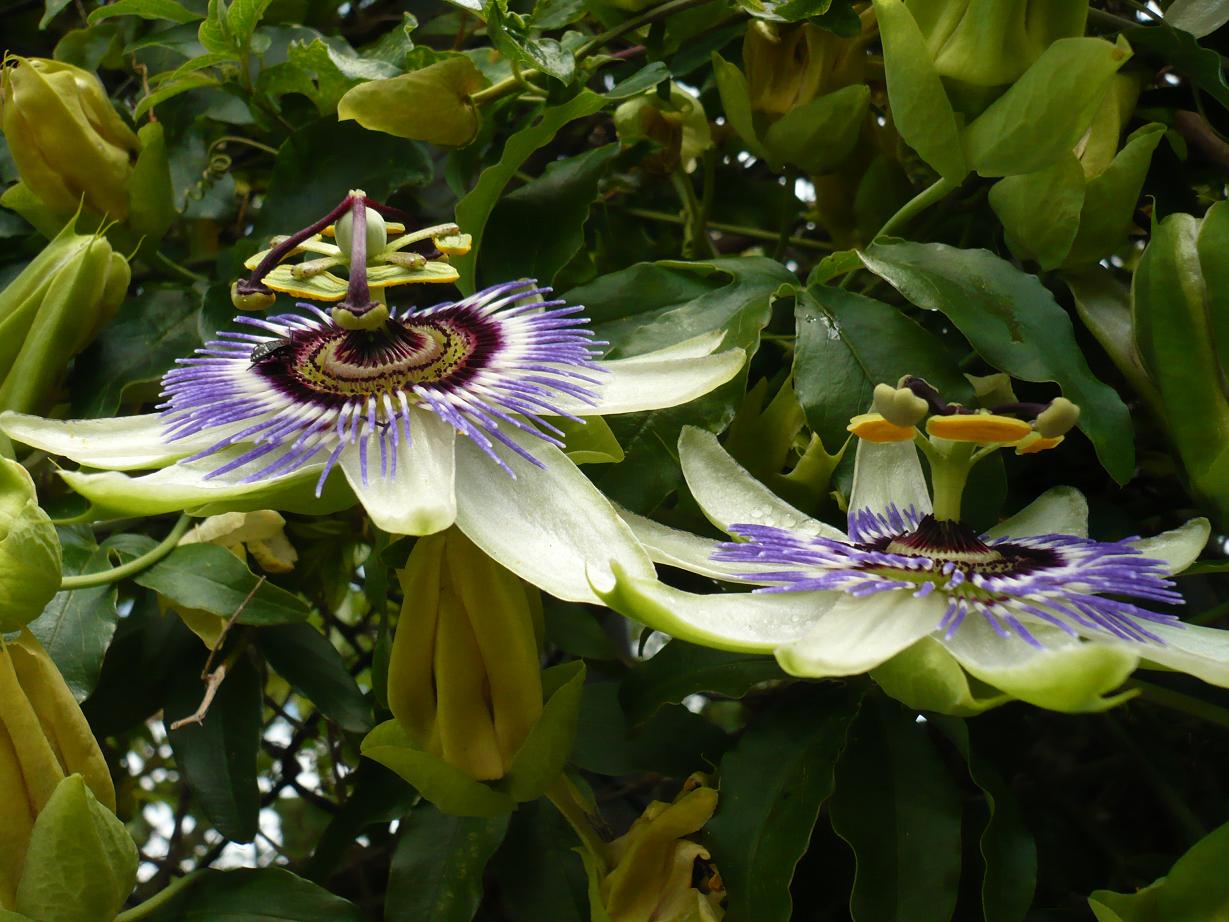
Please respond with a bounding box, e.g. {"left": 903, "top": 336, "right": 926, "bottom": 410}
{"left": 590, "top": 562, "right": 836, "bottom": 653}
{"left": 0, "top": 412, "right": 211, "bottom": 471}
{"left": 553, "top": 346, "right": 746, "bottom": 417}
{"left": 986, "top": 486, "right": 1089, "bottom": 539}
{"left": 941, "top": 619, "right": 1139, "bottom": 712}
{"left": 774, "top": 592, "right": 945, "bottom": 678}
{"left": 678, "top": 426, "right": 839, "bottom": 538}
{"left": 454, "top": 428, "right": 654, "bottom": 604}
{"left": 848, "top": 438, "right": 932, "bottom": 518}
{"left": 1131, "top": 518, "right": 1210, "bottom": 573}
{"left": 1135, "top": 621, "right": 1229, "bottom": 688}
{"left": 338, "top": 408, "right": 457, "bottom": 536}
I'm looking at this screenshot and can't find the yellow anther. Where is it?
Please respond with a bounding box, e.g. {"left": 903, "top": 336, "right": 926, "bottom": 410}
{"left": 1035, "top": 397, "right": 1080, "bottom": 438}
{"left": 926, "top": 413, "right": 1032, "bottom": 443}
{"left": 848, "top": 412, "right": 917, "bottom": 443}
{"left": 872, "top": 383, "right": 929, "bottom": 428}
{"left": 1014, "top": 433, "right": 1065, "bottom": 455}
{"left": 434, "top": 233, "right": 472, "bottom": 255}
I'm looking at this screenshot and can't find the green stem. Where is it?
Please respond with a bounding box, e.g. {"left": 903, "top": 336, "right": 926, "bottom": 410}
{"left": 772, "top": 171, "right": 797, "bottom": 261}
{"left": 873, "top": 176, "right": 957, "bottom": 241}
{"left": 575, "top": 0, "right": 717, "bottom": 59}
{"left": 1130, "top": 679, "right": 1229, "bottom": 730}
{"left": 60, "top": 514, "right": 193, "bottom": 590}
{"left": 546, "top": 776, "right": 607, "bottom": 868}
{"left": 144, "top": 249, "right": 204, "bottom": 283}
{"left": 928, "top": 442, "right": 974, "bottom": 521}
{"left": 115, "top": 871, "right": 206, "bottom": 921}
{"left": 670, "top": 169, "right": 713, "bottom": 258}
{"left": 622, "top": 207, "right": 833, "bottom": 250}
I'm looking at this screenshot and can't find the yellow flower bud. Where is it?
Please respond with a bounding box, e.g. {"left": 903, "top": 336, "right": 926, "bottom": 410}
{"left": 0, "top": 458, "right": 61, "bottom": 634}
{"left": 0, "top": 631, "right": 115, "bottom": 909}
{"left": 614, "top": 86, "right": 712, "bottom": 174}
{"left": 0, "top": 57, "right": 140, "bottom": 218}
{"left": 743, "top": 21, "right": 867, "bottom": 118}
{"left": 387, "top": 528, "right": 544, "bottom": 781}
{"left": 0, "top": 223, "right": 130, "bottom": 415}
{"left": 926, "top": 413, "right": 1033, "bottom": 443}
{"left": 599, "top": 774, "right": 725, "bottom": 922}
{"left": 848, "top": 412, "right": 917, "bottom": 443}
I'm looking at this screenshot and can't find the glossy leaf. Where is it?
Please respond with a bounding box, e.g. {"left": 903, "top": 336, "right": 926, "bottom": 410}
{"left": 337, "top": 57, "right": 485, "bottom": 147}
{"left": 260, "top": 623, "right": 372, "bottom": 733}
{"left": 619, "top": 640, "right": 784, "bottom": 724}
{"left": 117, "top": 868, "right": 365, "bottom": 921}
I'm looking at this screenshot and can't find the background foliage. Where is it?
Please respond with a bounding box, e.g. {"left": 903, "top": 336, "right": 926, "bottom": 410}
{"left": 3, "top": 0, "right": 1229, "bottom": 919}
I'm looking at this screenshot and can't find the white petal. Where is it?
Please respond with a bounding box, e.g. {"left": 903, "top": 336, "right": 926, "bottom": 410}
{"left": 552, "top": 347, "right": 746, "bottom": 416}
{"left": 941, "top": 618, "right": 1139, "bottom": 712}
{"left": 985, "top": 486, "right": 1089, "bottom": 539}
{"left": 616, "top": 506, "right": 774, "bottom": 580}
{"left": 590, "top": 563, "right": 837, "bottom": 652}
{"left": 339, "top": 408, "right": 457, "bottom": 536}
{"left": 849, "top": 438, "right": 932, "bottom": 518}
{"left": 1135, "top": 621, "right": 1229, "bottom": 688}
{"left": 774, "top": 591, "right": 945, "bottom": 678}
{"left": 609, "top": 330, "right": 727, "bottom": 363}
{"left": 0, "top": 412, "right": 216, "bottom": 471}
{"left": 1130, "top": 518, "right": 1210, "bottom": 573}
{"left": 678, "top": 426, "right": 841, "bottom": 538}
{"left": 453, "top": 428, "right": 655, "bottom": 604}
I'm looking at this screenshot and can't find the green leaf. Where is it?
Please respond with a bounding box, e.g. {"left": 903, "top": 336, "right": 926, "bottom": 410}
{"left": 479, "top": 144, "right": 618, "bottom": 288}
{"left": 705, "top": 685, "right": 862, "bottom": 922}
{"left": 361, "top": 720, "right": 516, "bottom": 817}
{"left": 198, "top": 0, "right": 234, "bottom": 54}
{"left": 128, "top": 122, "right": 177, "bottom": 240}
{"left": 988, "top": 153, "right": 1086, "bottom": 270}
{"left": 28, "top": 527, "right": 120, "bottom": 702}
{"left": 1165, "top": 0, "right": 1229, "bottom": 37}
{"left": 256, "top": 118, "right": 432, "bottom": 237}
{"left": 859, "top": 239, "right": 1135, "bottom": 483}
{"left": 304, "top": 762, "right": 416, "bottom": 883}
{"left": 87, "top": 0, "right": 202, "bottom": 24}
{"left": 934, "top": 719, "right": 1036, "bottom": 922}
{"left": 337, "top": 57, "right": 486, "bottom": 146}
{"left": 711, "top": 52, "right": 772, "bottom": 163}
{"left": 260, "top": 623, "right": 372, "bottom": 733}
{"left": 16, "top": 776, "right": 138, "bottom": 922}
{"left": 829, "top": 694, "right": 962, "bottom": 922}
{"left": 133, "top": 544, "right": 310, "bottom": 626}
{"left": 116, "top": 868, "right": 365, "bottom": 921}
{"left": 385, "top": 805, "right": 509, "bottom": 922}
{"left": 490, "top": 801, "right": 588, "bottom": 922}
{"left": 486, "top": 2, "right": 575, "bottom": 83}
{"left": 872, "top": 0, "right": 966, "bottom": 181}
{"left": 963, "top": 37, "right": 1132, "bottom": 177}
{"left": 453, "top": 90, "right": 608, "bottom": 294}
{"left": 227, "top": 0, "right": 273, "bottom": 48}
{"left": 763, "top": 84, "right": 870, "bottom": 174}
{"left": 166, "top": 648, "right": 262, "bottom": 842}
{"left": 499, "top": 661, "right": 586, "bottom": 802}
{"left": 134, "top": 74, "right": 220, "bottom": 120}
{"left": 793, "top": 284, "right": 973, "bottom": 453}
{"left": 619, "top": 640, "right": 784, "bottom": 723}
{"left": 1125, "top": 23, "right": 1229, "bottom": 110}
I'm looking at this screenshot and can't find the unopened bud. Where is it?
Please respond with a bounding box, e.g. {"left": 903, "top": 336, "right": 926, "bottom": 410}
{"left": 614, "top": 86, "right": 712, "bottom": 174}
{"left": 1034, "top": 396, "right": 1080, "bottom": 438}
{"left": 0, "top": 459, "right": 60, "bottom": 634}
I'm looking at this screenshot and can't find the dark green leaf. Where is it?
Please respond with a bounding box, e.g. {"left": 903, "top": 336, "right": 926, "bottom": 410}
{"left": 829, "top": 695, "right": 962, "bottom": 922}
{"left": 120, "top": 868, "right": 365, "bottom": 921}
{"left": 490, "top": 801, "right": 588, "bottom": 922}
{"left": 706, "top": 685, "right": 862, "bottom": 922}
{"left": 260, "top": 623, "right": 372, "bottom": 733}
{"left": 1125, "top": 24, "right": 1229, "bottom": 110}
{"left": 87, "top": 0, "right": 202, "bottom": 24}
{"left": 859, "top": 239, "right": 1134, "bottom": 483}
{"left": 620, "top": 640, "right": 784, "bottom": 724}
{"left": 134, "top": 543, "right": 310, "bottom": 625}
{"left": 385, "top": 805, "right": 509, "bottom": 922}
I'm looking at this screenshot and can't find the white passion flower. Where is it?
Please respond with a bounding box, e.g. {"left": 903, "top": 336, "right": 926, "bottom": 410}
{"left": 0, "top": 192, "right": 747, "bottom": 604}
{"left": 592, "top": 387, "right": 1226, "bottom": 714}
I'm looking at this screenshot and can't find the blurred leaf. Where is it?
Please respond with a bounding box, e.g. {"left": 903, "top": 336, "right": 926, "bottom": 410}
{"left": 166, "top": 648, "right": 262, "bottom": 842}
{"left": 859, "top": 239, "right": 1135, "bottom": 483}
{"left": 1165, "top": 0, "right": 1229, "bottom": 37}
{"left": 1125, "top": 23, "right": 1229, "bottom": 110}
{"left": 620, "top": 640, "right": 784, "bottom": 723}
{"left": 793, "top": 284, "right": 972, "bottom": 453}
{"left": 129, "top": 121, "right": 177, "bottom": 239}
{"left": 543, "top": 602, "right": 620, "bottom": 660}
{"left": 829, "top": 695, "right": 962, "bottom": 922}
{"left": 385, "top": 805, "right": 509, "bottom": 922}
{"left": 261, "top": 623, "right": 372, "bottom": 733}
{"left": 989, "top": 154, "right": 1086, "bottom": 270}
{"left": 763, "top": 84, "right": 870, "bottom": 174}
{"left": 1064, "top": 267, "right": 1160, "bottom": 412}
{"left": 479, "top": 144, "right": 619, "bottom": 288}
{"left": 454, "top": 91, "right": 608, "bottom": 294}
{"left": 706, "top": 686, "right": 862, "bottom": 922}
{"left": 133, "top": 544, "right": 310, "bottom": 625}
{"left": 120, "top": 868, "right": 364, "bottom": 920}
{"left": 28, "top": 527, "right": 120, "bottom": 702}
{"left": 87, "top": 0, "right": 202, "bottom": 24}
{"left": 337, "top": 58, "right": 485, "bottom": 146}
{"left": 305, "top": 761, "right": 415, "bottom": 883}
{"left": 500, "top": 661, "right": 586, "bottom": 802}
{"left": 490, "top": 801, "right": 588, "bottom": 922}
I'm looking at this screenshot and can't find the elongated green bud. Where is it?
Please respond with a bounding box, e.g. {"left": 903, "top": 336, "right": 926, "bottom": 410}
{"left": 0, "top": 459, "right": 60, "bottom": 634}
{"left": 0, "top": 57, "right": 140, "bottom": 218}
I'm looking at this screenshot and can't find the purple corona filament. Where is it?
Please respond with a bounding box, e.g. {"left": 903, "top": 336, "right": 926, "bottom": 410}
{"left": 714, "top": 504, "right": 1185, "bottom": 648}
{"left": 159, "top": 280, "right": 605, "bottom": 494}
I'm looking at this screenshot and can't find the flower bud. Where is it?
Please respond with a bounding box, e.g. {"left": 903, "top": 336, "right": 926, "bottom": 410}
{"left": 0, "top": 57, "right": 140, "bottom": 218}
{"left": 743, "top": 21, "right": 866, "bottom": 118}
{"left": 905, "top": 0, "right": 1089, "bottom": 87}
{"left": 614, "top": 86, "right": 712, "bottom": 174}
{"left": 387, "top": 528, "right": 544, "bottom": 781}
{"left": 0, "top": 222, "right": 130, "bottom": 415}
{"left": 0, "top": 458, "right": 61, "bottom": 633}
{"left": 597, "top": 774, "right": 725, "bottom": 922}
{"left": 0, "top": 630, "right": 116, "bottom": 910}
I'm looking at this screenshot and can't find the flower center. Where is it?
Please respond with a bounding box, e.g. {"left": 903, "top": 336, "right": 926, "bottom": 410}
{"left": 252, "top": 313, "right": 497, "bottom": 408}
{"left": 878, "top": 515, "right": 1058, "bottom": 577}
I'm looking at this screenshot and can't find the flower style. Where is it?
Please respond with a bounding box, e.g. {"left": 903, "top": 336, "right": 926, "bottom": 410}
{"left": 0, "top": 192, "right": 746, "bottom": 603}
{"left": 594, "top": 382, "right": 1229, "bottom": 714}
